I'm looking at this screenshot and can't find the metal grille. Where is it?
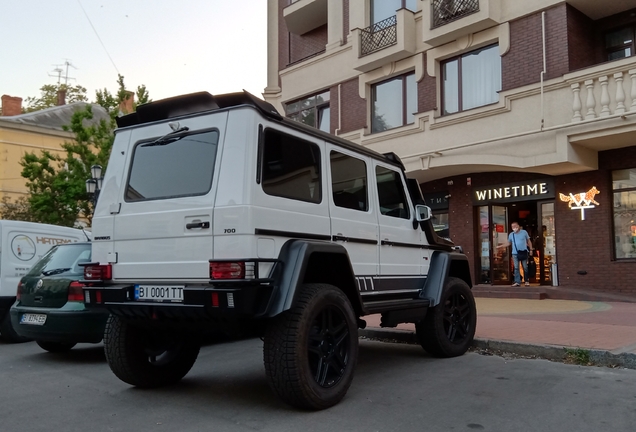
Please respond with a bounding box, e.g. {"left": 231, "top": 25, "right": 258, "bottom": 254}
{"left": 431, "top": 0, "right": 479, "bottom": 29}
{"left": 360, "top": 15, "right": 398, "bottom": 57}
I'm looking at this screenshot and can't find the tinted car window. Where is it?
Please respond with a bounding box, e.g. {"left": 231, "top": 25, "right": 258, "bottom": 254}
{"left": 126, "top": 129, "right": 219, "bottom": 201}
{"left": 330, "top": 151, "right": 368, "bottom": 211}
{"left": 261, "top": 129, "right": 321, "bottom": 203}
{"left": 27, "top": 244, "right": 92, "bottom": 277}
{"left": 376, "top": 166, "right": 410, "bottom": 219}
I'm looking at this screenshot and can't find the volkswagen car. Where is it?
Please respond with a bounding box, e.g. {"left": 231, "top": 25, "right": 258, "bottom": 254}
{"left": 10, "top": 242, "right": 108, "bottom": 352}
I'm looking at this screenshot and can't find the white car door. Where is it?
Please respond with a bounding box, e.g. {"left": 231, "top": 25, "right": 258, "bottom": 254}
{"left": 326, "top": 146, "right": 379, "bottom": 291}
{"left": 111, "top": 112, "right": 227, "bottom": 281}
{"left": 374, "top": 163, "right": 425, "bottom": 291}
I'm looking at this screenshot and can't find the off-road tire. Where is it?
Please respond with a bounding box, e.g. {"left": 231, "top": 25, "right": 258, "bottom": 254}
{"left": 36, "top": 340, "right": 77, "bottom": 352}
{"left": 263, "top": 283, "right": 358, "bottom": 410}
{"left": 103, "top": 315, "right": 200, "bottom": 388}
{"left": 416, "top": 277, "right": 476, "bottom": 358}
{"left": 0, "top": 312, "right": 32, "bottom": 343}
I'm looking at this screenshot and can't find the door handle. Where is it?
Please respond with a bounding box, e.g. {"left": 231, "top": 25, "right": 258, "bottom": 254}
{"left": 186, "top": 221, "right": 210, "bottom": 229}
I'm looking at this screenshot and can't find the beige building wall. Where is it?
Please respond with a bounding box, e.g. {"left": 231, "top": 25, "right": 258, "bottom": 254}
{"left": 266, "top": 0, "right": 636, "bottom": 184}
{"left": 0, "top": 122, "right": 71, "bottom": 203}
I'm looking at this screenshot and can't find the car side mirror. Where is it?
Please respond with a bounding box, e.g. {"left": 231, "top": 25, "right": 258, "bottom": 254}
{"left": 415, "top": 205, "right": 432, "bottom": 222}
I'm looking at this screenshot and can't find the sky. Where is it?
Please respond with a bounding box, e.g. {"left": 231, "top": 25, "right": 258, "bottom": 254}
{"left": 0, "top": 0, "right": 268, "bottom": 105}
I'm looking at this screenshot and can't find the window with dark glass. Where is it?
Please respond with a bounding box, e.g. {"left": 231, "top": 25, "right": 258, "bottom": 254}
{"left": 612, "top": 169, "right": 636, "bottom": 259}
{"left": 442, "top": 44, "right": 501, "bottom": 115}
{"left": 261, "top": 129, "right": 321, "bottom": 203}
{"left": 376, "top": 165, "right": 410, "bottom": 219}
{"left": 371, "top": 0, "right": 417, "bottom": 24}
{"left": 285, "top": 91, "right": 330, "bottom": 133}
{"left": 606, "top": 26, "right": 635, "bottom": 61}
{"left": 125, "top": 130, "right": 219, "bottom": 202}
{"left": 372, "top": 73, "right": 416, "bottom": 133}
{"left": 330, "top": 151, "right": 368, "bottom": 211}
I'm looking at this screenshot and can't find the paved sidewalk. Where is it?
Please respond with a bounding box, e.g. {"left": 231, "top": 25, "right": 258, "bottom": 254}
{"left": 359, "top": 297, "right": 636, "bottom": 368}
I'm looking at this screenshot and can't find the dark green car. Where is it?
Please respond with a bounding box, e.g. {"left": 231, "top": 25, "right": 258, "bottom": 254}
{"left": 9, "top": 242, "right": 109, "bottom": 352}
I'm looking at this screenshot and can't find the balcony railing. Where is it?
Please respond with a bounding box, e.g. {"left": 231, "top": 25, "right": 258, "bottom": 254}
{"left": 360, "top": 15, "right": 398, "bottom": 57}
{"left": 431, "top": 0, "right": 479, "bottom": 29}
{"left": 570, "top": 68, "right": 636, "bottom": 122}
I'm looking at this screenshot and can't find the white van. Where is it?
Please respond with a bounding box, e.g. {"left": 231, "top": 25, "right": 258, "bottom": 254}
{"left": 0, "top": 220, "right": 88, "bottom": 341}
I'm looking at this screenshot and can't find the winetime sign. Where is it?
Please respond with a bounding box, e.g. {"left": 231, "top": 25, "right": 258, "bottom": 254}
{"left": 473, "top": 179, "right": 555, "bottom": 204}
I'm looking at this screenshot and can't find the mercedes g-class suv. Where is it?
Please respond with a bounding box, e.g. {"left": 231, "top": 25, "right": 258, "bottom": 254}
{"left": 83, "top": 91, "right": 476, "bottom": 410}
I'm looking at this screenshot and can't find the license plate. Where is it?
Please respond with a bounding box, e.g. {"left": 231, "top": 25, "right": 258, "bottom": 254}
{"left": 20, "top": 313, "right": 47, "bottom": 326}
{"left": 134, "top": 285, "right": 184, "bottom": 302}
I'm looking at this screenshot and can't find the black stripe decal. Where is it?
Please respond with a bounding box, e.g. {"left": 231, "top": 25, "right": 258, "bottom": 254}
{"left": 380, "top": 240, "right": 450, "bottom": 251}
{"left": 255, "top": 228, "right": 331, "bottom": 241}
{"left": 381, "top": 240, "right": 422, "bottom": 249}
{"left": 333, "top": 236, "right": 378, "bottom": 245}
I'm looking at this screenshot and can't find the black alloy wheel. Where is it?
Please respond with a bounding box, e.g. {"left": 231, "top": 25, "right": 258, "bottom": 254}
{"left": 264, "top": 283, "right": 359, "bottom": 410}
{"left": 307, "top": 304, "right": 351, "bottom": 388}
{"left": 416, "top": 277, "right": 476, "bottom": 358}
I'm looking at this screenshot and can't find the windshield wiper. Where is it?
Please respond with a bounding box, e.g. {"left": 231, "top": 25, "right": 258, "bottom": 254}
{"left": 141, "top": 126, "right": 189, "bottom": 147}
{"left": 41, "top": 267, "right": 71, "bottom": 276}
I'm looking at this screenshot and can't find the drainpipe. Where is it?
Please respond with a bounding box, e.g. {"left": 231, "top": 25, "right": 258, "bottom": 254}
{"left": 540, "top": 11, "right": 547, "bottom": 130}
{"left": 335, "top": 83, "right": 342, "bottom": 135}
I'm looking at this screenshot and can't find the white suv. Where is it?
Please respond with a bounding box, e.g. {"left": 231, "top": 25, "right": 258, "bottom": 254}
{"left": 83, "top": 91, "right": 476, "bottom": 410}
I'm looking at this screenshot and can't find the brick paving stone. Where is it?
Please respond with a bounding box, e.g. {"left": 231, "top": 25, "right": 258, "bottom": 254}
{"left": 361, "top": 299, "right": 636, "bottom": 353}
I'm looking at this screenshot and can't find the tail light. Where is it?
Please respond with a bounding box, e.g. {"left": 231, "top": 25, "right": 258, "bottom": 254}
{"left": 16, "top": 281, "right": 23, "bottom": 301}
{"left": 68, "top": 281, "right": 84, "bottom": 302}
{"left": 210, "top": 262, "right": 245, "bottom": 279}
{"left": 84, "top": 264, "right": 112, "bottom": 281}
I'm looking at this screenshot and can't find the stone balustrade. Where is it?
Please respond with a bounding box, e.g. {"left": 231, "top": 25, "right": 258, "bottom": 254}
{"left": 571, "top": 69, "right": 636, "bottom": 122}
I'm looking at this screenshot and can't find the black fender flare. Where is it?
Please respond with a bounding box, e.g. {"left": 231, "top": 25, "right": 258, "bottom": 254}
{"left": 421, "top": 251, "right": 472, "bottom": 306}
{"left": 265, "top": 239, "right": 364, "bottom": 318}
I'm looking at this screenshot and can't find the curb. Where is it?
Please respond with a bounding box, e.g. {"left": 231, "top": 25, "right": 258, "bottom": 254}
{"left": 359, "top": 328, "right": 636, "bottom": 370}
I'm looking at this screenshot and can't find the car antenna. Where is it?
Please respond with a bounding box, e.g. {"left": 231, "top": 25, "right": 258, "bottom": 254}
{"left": 81, "top": 227, "right": 91, "bottom": 242}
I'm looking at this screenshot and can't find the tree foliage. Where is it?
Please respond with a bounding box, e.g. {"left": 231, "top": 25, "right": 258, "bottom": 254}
{"left": 24, "top": 83, "right": 88, "bottom": 112}
{"left": 1, "top": 75, "right": 151, "bottom": 226}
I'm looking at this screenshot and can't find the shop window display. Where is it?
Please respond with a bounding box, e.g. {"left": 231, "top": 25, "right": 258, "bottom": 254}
{"left": 613, "top": 169, "right": 636, "bottom": 259}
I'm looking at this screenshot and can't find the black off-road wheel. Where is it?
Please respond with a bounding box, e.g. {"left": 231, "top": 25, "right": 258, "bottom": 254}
{"left": 103, "top": 315, "right": 200, "bottom": 388}
{"left": 36, "top": 340, "right": 77, "bottom": 352}
{"left": 263, "top": 283, "right": 359, "bottom": 410}
{"left": 0, "top": 312, "right": 32, "bottom": 343}
{"left": 416, "top": 277, "right": 476, "bottom": 358}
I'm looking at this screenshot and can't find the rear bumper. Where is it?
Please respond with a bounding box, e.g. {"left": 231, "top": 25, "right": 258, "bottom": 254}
{"left": 10, "top": 304, "right": 109, "bottom": 343}
{"left": 82, "top": 283, "right": 275, "bottom": 322}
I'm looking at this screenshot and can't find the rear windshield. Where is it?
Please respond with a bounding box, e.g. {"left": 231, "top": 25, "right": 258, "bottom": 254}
{"left": 27, "top": 244, "right": 91, "bottom": 277}
{"left": 125, "top": 129, "right": 219, "bottom": 201}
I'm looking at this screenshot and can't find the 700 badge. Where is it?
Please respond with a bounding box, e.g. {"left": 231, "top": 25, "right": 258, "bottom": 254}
{"left": 134, "top": 285, "right": 184, "bottom": 302}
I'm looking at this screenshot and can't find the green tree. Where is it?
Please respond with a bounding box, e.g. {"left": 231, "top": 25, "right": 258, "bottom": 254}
{"left": 0, "top": 196, "right": 37, "bottom": 222}
{"left": 5, "top": 75, "right": 150, "bottom": 226}
{"left": 24, "top": 83, "right": 88, "bottom": 112}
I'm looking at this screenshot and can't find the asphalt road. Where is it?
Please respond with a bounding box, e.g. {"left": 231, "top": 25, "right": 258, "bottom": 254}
{"left": 1, "top": 337, "right": 635, "bottom": 432}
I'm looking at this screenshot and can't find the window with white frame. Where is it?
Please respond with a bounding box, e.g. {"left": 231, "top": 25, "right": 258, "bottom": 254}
{"left": 442, "top": 44, "right": 501, "bottom": 115}
{"left": 371, "top": 73, "right": 416, "bottom": 133}
{"left": 612, "top": 169, "right": 636, "bottom": 259}
{"left": 285, "top": 91, "right": 330, "bottom": 133}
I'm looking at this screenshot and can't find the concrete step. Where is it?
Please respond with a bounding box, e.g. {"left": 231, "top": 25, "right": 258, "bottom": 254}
{"left": 473, "top": 287, "right": 548, "bottom": 300}
{"left": 472, "top": 285, "right": 547, "bottom": 300}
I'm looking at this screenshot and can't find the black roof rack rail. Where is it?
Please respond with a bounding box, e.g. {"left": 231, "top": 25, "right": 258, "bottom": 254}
{"left": 116, "top": 90, "right": 282, "bottom": 128}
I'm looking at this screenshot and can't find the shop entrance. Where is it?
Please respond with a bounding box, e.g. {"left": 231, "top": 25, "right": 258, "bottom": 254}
{"left": 477, "top": 201, "right": 555, "bottom": 285}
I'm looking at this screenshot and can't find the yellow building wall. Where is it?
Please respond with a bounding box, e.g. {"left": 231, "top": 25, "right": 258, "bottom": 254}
{"left": 0, "top": 123, "right": 72, "bottom": 203}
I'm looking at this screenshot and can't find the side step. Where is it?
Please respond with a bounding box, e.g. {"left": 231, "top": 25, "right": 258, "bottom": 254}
{"left": 364, "top": 298, "right": 431, "bottom": 328}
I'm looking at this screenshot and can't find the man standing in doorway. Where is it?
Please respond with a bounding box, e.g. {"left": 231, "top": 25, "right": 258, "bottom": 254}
{"left": 497, "top": 222, "right": 533, "bottom": 287}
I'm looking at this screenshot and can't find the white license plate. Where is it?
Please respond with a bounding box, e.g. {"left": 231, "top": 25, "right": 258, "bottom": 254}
{"left": 134, "top": 285, "right": 184, "bottom": 302}
{"left": 20, "top": 313, "right": 47, "bottom": 326}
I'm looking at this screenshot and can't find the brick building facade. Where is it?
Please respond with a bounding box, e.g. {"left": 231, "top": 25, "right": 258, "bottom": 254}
{"left": 265, "top": 0, "right": 636, "bottom": 297}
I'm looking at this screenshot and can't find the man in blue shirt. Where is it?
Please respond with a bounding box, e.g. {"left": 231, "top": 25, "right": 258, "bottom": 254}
{"left": 497, "top": 221, "right": 533, "bottom": 286}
